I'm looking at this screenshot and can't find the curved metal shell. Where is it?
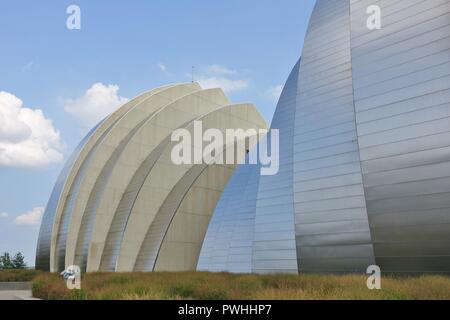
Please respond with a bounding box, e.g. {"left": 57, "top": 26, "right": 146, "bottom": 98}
{"left": 36, "top": 83, "right": 268, "bottom": 272}
{"left": 199, "top": 0, "right": 450, "bottom": 274}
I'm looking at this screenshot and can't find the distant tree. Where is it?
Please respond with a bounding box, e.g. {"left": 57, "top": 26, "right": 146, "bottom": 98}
{"left": 12, "top": 252, "right": 27, "bottom": 269}
{"left": 0, "top": 252, "right": 14, "bottom": 269}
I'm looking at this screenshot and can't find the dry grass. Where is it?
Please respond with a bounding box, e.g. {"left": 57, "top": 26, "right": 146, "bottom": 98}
{"left": 0, "top": 269, "right": 42, "bottom": 282}
{"left": 31, "top": 272, "right": 450, "bottom": 300}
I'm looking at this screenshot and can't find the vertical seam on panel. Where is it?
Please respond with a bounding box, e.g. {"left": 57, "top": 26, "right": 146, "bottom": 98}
{"left": 348, "top": 0, "right": 377, "bottom": 266}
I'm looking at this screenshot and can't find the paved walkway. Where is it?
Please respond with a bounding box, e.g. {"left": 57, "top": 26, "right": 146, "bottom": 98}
{"left": 0, "top": 290, "right": 34, "bottom": 300}
{"left": 0, "top": 282, "right": 40, "bottom": 300}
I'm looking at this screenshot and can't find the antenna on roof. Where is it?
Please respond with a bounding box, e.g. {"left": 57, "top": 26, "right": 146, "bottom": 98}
{"left": 191, "top": 66, "right": 195, "bottom": 83}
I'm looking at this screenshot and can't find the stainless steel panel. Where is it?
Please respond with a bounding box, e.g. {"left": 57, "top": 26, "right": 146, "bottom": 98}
{"left": 252, "top": 60, "right": 301, "bottom": 273}
{"left": 293, "top": 0, "right": 375, "bottom": 273}
{"left": 352, "top": 0, "right": 450, "bottom": 273}
{"left": 42, "top": 0, "right": 450, "bottom": 274}
{"left": 197, "top": 164, "right": 260, "bottom": 273}
{"left": 198, "top": 60, "right": 302, "bottom": 273}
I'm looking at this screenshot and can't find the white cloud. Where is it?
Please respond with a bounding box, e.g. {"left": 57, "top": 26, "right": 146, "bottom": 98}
{"left": 13, "top": 207, "right": 44, "bottom": 226}
{"left": 195, "top": 64, "right": 249, "bottom": 93}
{"left": 197, "top": 77, "right": 249, "bottom": 93}
{"left": 64, "top": 83, "right": 129, "bottom": 127}
{"left": 0, "top": 212, "right": 8, "bottom": 219}
{"left": 267, "top": 85, "right": 284, "bottom": 102}
{"left": 207, "top": 64, "right": 237, "bottom": 75}
{"left": 157, "top": 63, "right": 167, "bottom": 73}
{"left": 0, "top": 91, "right": 63, "bottom": 168}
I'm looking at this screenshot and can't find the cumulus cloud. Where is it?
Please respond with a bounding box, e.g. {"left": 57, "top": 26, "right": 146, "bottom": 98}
{"left": 0, "top": 91, "right": 63, "bottom": 168}
{"left": 64, "top": 83, "right": 129, "bottom": 127}
{"left": 13, "top": 207, "right": 44, "bottom": 226}
{"left": 267, "top": 85, "right": 284, "bottom": 102}
{"left": 197, "top": 77, "right": 249, "bottom": 93}
{"left": 207, "top": 64, "right": 237, "bottom": 75}
{"left": 0, "top": 212, "right": 8, "bottom": 219}
{"left": 196, "top": 64, "right": 249, "bottom": 93}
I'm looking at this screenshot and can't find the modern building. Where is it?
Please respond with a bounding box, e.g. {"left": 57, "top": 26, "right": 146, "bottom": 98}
{"left": 199, "top": 0, "right": 450, "bottom": 274}
{"left": 36, "top": 83, "right": 267, "bottom": 272}
{"left": 38, "top": 0, "right": 450, "bottom": 274}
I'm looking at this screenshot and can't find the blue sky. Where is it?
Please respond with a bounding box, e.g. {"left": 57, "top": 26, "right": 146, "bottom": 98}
{"left": 0, "top": 0, "right": 315, "bottom": 266}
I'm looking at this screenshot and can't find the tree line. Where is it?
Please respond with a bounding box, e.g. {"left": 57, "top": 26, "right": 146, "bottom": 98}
{"left": 0, "top": 252, "right": 27, "bottom": 269}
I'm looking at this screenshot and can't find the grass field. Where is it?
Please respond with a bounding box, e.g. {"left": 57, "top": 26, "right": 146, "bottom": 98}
{"left": 0, "top": 269, "right": 42, "bottom": 282}
{"left": 31, "top": 272, "right": 450, "bottom": 300}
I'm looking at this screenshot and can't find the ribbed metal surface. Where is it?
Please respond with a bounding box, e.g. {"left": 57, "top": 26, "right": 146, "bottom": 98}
{"left": 72, "top": 85, "right": 202, "bottom": 272}
{"left": 134, "top": 165, "right": 208, "bottom": 271}
{"left": 293, "top": 0, "right": 375, "bottom": 273}
{"left": 37, "top": 83, "right": 267, "bottom": 273}
{"left": 54, "top": 122, "right": 118, "bottom": 271}
{"left": 55, "top": 106, "right": 161, "bottom": 271}
{"left": 197, "top": 163, "right": 260, "bottom": 273}
{"left": 35, "top": 123, "right": 100, "bottom": 271}
{"left": 252, "top": 60, "right": 301, "bottom": 274}
{"left": 153, "top": 164, "right": 235, "bottom": 271}
{"left": 198, "top": 60, "right": 302, "bottom": 273}
{"left": 128, "top": 104, "right": 265, "bottom": 272}
{"left": 37, "top": 86, "right": 170, "bottom": 271}
{"left": 73, "top": 116, "right": 154, "bottom": 271}
{"left": 350, "top": 0, "right": 450, "bottom": 272}
{"left": 98, "top": 89, "right": 230, "bottom": 272}
{"left": 99, "top": 136, "right": 170, "bottom": 271}
{"left": 39, "top": 1, "right": 450, "bottom": 274}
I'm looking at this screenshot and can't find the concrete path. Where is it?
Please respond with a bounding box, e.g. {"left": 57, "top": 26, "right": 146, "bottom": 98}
{"left": 0, "top": 282, "right": 40, "bottom": 300}
{"left": 0, "top": 290, "right": 34, "bottom": 300}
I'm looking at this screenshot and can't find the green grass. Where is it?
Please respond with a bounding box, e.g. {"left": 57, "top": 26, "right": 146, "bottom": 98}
{"left": 31, "top": 271, "right": 450, "bottom": 300}
{"left": 0, "top": 269, "right": 42, "bottom": 282}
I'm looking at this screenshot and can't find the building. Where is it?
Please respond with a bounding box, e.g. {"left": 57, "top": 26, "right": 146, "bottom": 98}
{"left": 199, "top": 0, "right": 450, "bottom": 274}
{"left": 38, "top": 0, "right": 450, "bottom": 273}
{"left": 36, "top": 83, "right": 267, "bottom": 272}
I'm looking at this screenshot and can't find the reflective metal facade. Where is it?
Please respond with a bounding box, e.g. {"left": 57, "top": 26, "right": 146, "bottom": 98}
{"left": 199, "top": 0, "right": 450, "bottom": 274}
{"left": 253, "top": 59, "right": 300, "bottom": 274}
{"left": 198, "top": 60, "right": 302, "bottom": 273}
{"left": 350, "top": 0, "right": 450, "bottom": 272}
{"left": 293, "top": 0, "right": 375, "bottom": 273}
{"left": 38, "top": 0, "right": 450, "bottom": 274}
{"left": 198, "top": 162, "right": 260, "bottom": 273}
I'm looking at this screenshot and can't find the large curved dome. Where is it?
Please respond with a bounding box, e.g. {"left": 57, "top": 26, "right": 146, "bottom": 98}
{"left": 38, "top": 0, "right": 450, "bottom": 274}
{"left": 199, "top": 0, "right": 450, "bottom": 273}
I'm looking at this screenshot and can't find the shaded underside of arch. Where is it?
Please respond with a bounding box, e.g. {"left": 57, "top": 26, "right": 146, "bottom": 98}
{"left": 114, "top": 104, "right": 267, "bottom": 272}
